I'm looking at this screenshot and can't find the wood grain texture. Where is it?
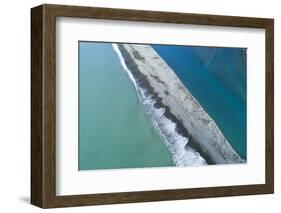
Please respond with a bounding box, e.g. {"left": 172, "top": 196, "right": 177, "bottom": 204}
{"left": 31, "top": 5, "right": 43, "bottom": 207}
{"left": 265, "top": 20, "right": 274, "bottom": 193}
{"left": 31, "top": 4, "right": 274, "bottom": 208}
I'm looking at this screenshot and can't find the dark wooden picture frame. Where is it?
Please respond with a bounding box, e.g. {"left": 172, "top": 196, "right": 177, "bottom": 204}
{"left": 31, "top": 4, "right": 274, "bottom": 208}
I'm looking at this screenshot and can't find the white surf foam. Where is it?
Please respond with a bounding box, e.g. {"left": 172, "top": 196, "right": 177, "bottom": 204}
{"left": 139, "top": 89, "right": 207, "bottom": 166}
{"left": 112, "top": 43, "right": 141, "bottom": 100}
{"left": 112, "top": 44, "right": 207, "bottom": 166}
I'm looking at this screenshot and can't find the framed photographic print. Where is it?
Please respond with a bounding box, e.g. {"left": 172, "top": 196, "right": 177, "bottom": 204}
{"left": 31, "top": 4, "right": 274, "bottom": 208}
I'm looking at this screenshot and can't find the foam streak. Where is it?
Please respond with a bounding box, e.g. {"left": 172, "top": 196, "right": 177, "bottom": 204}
{"left": 112, "top": 43, "right": 207, "bottom": 166}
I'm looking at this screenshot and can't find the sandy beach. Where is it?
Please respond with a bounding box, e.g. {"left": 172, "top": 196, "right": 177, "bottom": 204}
{"left": 117, "top": 43, "right": 244, "bottom": 164}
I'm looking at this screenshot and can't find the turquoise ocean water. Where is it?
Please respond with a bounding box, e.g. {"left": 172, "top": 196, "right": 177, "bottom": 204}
{"left": 79, "top": 42, "right": 247, "bottom": 170}
{"left": 79, "top": 42, "right": 174, "bottom": 170}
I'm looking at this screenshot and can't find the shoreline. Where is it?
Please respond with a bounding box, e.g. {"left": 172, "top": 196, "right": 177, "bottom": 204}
{"left": 115, "top": 43, "right": 244, "bottom": 165}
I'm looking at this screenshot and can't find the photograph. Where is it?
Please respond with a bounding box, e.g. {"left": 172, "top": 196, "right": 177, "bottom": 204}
{"left": 30, "top": 3, "right": 274, "bottom": 208}
{"left": 78, "top": 41, "right": 247, "bottom": 170}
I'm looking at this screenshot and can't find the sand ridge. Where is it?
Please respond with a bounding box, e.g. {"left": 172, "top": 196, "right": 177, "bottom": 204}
{"left": 118, "top": 43, "right": 244, "bottom": 164}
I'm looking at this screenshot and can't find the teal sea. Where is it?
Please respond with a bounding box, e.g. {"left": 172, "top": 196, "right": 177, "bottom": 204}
{"left": 79, "top": 42, "right": 174, "bottom": 170}
{"left": 152, "top": 45, "right": 247, "bottom": 159}
{"left": 79, "top": 42, "right": 247, "bottom": 170}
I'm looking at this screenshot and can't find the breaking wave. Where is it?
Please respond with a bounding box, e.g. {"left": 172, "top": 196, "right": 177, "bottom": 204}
{"left": 112, "top": 43, "right": 207, "bottom": 166}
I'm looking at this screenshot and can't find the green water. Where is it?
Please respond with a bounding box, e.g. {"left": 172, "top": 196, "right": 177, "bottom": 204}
{"left": 79, "top": 42, "right": 174, "bottom": 170}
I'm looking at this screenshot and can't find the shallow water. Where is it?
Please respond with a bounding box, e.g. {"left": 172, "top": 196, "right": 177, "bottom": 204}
{"left": 79, "top": 42, "right": 247, "bottom": 171}
{"left": 79, "top": 42, "right": 174, "bottom": 170}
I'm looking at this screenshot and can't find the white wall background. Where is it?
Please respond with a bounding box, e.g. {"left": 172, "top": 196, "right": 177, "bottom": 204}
{"left": 0, "top": 0, "right": 279, "bottom": 211}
